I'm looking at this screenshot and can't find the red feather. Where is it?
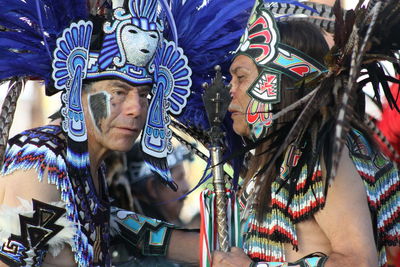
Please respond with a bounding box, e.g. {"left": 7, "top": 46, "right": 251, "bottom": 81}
{"left": 377, "top": 75, "right": 400, "bottom": 163}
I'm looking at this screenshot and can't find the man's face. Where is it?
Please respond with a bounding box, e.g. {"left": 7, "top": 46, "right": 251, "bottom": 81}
{"left": 83, "top": 79, "right": 150, "bottom": 153}
{"left": 228, "top": 55, "right": 259, "bottom": 137}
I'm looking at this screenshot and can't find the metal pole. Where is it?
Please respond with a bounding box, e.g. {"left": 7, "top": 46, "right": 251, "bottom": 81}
{"left": 202, "top": 65, "right": 231, "bottom": 252}
{"left": 210, "top": 147, "right": 229, "bottom": 252}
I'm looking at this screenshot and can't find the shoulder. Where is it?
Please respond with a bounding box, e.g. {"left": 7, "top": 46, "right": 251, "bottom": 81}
{"left": 1, "top": 125, "right": 67, "bottom": 206}
{"left": 0, "top": 168, "right": 62, "bottom": 206}
{"left": 318, "top": 145, "right": 369, "bottom": 216}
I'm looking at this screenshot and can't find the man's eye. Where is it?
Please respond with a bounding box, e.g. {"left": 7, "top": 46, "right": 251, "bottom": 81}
{"left": 238, "top": 75, "right": 245, "bottom": 81}
{"left": 139, "top": 87, "right": 151, "bottom": 98}
{"left": 114, "top": 90, "right": 125, "bottom": 96}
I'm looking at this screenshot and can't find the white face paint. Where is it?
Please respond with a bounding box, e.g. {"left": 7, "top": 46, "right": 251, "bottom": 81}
{"left": 121, "top": 24, "right": 159, "bottom": 67}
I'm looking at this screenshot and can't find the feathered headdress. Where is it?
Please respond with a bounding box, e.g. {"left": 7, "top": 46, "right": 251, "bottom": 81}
{"left": 253, "top": 0, "right": 400, "bottom": 193}
{"left": 225, "top": 0, "right": 400, "bottom": 265}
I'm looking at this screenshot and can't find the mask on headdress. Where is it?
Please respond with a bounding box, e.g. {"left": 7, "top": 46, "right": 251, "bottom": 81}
{"left": 88, "top": 0, "right": 163, "bottom": 83}
{"left": 235, "top": 0, "right": 326, "bottom": 141}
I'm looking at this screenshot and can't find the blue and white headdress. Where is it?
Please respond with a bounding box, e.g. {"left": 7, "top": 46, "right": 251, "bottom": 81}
{"left": 51, "top": 0, "right": 191, "bottom": 191}
{"left": 140, "top": 39, "right": 192, "bottom": 190}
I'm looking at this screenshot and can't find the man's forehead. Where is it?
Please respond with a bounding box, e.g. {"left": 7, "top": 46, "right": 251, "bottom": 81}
{"left": 92, "top": 79, "right": 151, "bottom": 90}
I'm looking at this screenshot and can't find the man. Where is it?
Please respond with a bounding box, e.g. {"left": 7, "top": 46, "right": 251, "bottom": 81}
{"left": 0, "top": 0, "right": 198, "bottom": 266}
{"left": 210, "top": 0, "right": 400, "bottom": 266}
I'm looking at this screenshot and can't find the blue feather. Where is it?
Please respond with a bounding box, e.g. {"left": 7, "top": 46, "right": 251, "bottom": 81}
{"left": 158, "top": 0, "right": 178, "bottom": 45}
{"left": 163, "top": 0, "right": 252, "bottom": 189}
{"left": 166, "top": 0, "right": 251, "bottom": 130}
{"left": 0, "top": 0, "right": 88, "bottom": 85}
{"left": 169, "top": 0, "right": 313, "bottom": 189}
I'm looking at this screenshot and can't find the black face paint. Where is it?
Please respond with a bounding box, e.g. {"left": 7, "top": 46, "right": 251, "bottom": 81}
{"left": 88, "top": 92, "right": 110, "bottom": 132}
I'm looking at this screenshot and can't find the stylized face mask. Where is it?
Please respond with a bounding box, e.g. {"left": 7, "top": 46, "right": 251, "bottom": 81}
{"left": 235, "top": 0, "right": 326, "bottom": 141}
{"left": 121, "top": 24, "right": 159, "bottom": 66}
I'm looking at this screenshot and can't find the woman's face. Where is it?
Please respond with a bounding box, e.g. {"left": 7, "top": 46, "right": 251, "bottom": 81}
{"left": 228, "top": 55, "right": 259, "bottom": 137}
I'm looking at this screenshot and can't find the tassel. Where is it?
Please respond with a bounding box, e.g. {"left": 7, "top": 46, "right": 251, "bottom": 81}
{"left": 0, "top": 78, "right": 24, "bottom": 168}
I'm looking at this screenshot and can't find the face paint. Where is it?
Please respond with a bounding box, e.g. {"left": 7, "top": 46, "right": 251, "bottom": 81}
{"left": 248, "top": 70, "right": 281, "bottom": 103}
{"left": 246, "top": 98, "right": 272, "bottom": 141}
{"left": 88, "top": 91, "right": 111, "bottom": 132}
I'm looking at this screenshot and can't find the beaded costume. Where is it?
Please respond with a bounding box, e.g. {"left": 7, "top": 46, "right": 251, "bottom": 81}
{"left": 196, "top": 1, "right": 400, "bottom": 267}
{"left": 0, "top": 125, "right": 175, "bottom": 266}
{"left": 0, "top": 0, "right": 256, "bottom": 266}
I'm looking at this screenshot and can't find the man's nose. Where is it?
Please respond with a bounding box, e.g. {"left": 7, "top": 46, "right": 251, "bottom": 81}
{"left": 124, "top": 93, "right": 144, "bottom": 117}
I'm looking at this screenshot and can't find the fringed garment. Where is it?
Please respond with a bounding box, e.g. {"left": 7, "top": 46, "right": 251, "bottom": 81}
{"left": 0, "top": 125, "right": 111, "bottom": 267}
{"left": 240, "top": 129, "right": 400, "bottom": 266}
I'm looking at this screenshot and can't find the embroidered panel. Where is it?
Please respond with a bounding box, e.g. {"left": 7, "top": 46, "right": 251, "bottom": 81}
{"left": 111, "top": 207, "right": 175, "bottom": 257}
{"left": 0, "top": 199, "right": 66, "bottom": 267}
